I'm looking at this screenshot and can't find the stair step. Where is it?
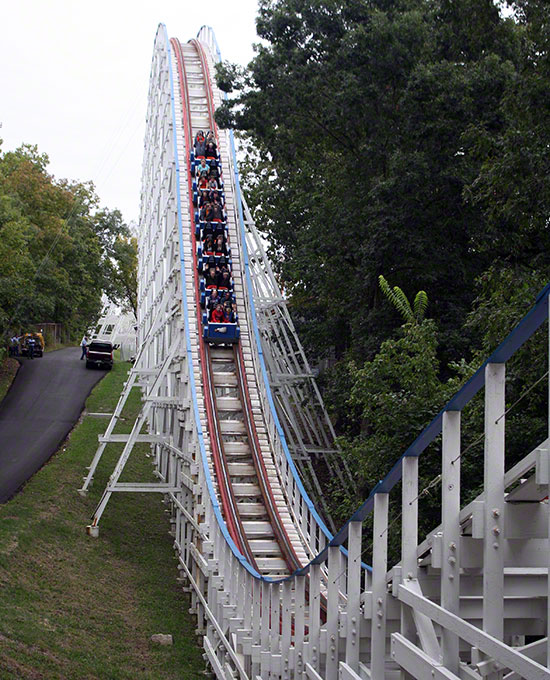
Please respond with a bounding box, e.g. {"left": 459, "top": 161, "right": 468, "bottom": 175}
{"left": 248, "top": 540, "right": 282, "bottom": 555}
{"left": 254, "top": 557, "right": 288, "bottom": 573}
{"left": 228, "top": 462, "right": 256, "bottom": 477}
{"left": 213, "top": 372, "right": 238, "bottom": 386}
{"left": 210, "top": 347, "right": 234, "bottom": 360}
{"left": 232, "top": 483, "right": 262, "bottom": 497}
{"left": 236, "top": 502, "right": 269, "bottom": 517}
{"left": 220, "top": 420, "right": 246, "bottom": 435}
{"left": 243, "top": 521, "right": 275, "bottom": 537}
{"left": 216, "top": 397, "right": 241, "bottom": 411}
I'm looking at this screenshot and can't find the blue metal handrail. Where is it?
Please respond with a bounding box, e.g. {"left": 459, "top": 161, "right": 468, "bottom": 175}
{"left": 312, "top": 282, "right": 550, "bottom": 565}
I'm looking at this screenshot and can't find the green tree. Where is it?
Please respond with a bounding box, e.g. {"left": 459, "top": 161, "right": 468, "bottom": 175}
{"left": 102, "top": 234, "right": 138, "bottom": 317}
{"left": 0, "top": 143, "right": 135, "bottom": 342}
{"left": 217, "top": 0, "right": 521, "bottom": 366}
{"left": 463, "top": 0, "right": 550, "bottom": 272}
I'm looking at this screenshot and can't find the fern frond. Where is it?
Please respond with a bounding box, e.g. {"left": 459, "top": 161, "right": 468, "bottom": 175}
{"left": 378, "top": 275, "right": 391, "bottom": 301}
{"left": 413, "top": 290, "right": 428, "bottom": 322}
{"left": 379, "top": 275, "right": 414, "bottom": 323}
{"left": 392, "top": 286, "right": 414, "bottom": 323}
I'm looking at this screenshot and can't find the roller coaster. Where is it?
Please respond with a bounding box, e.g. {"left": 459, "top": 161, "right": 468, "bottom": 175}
{"left": 82, "top": 25, "right": 550, "bottom": 679}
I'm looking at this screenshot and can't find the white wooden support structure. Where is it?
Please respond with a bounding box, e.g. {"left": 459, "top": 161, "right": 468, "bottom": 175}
{"left": 79, "top": 22, "right": 550, "bottom": 680}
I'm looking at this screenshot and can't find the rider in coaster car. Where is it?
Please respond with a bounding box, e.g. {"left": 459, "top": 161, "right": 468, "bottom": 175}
{"left": 205, "top": 142, "right": 217, "bottom": 159}
{"left": 208, "top": 160, "right": 220, "bottom": 181}
{"left": 217, "top": 270, "right": 232, "bottom": 291}
{"left": 196, "top": 158, "right": 209, "bottom": 178}
{"left": 203, "top": 234, "right": 215, "bottom": 254}
{"left": 217, "top": 256, "right": 229, "bottom": 275}
{"left": 207, "top": 289, "right": 220, "bottom": 319}
{"left": 211, "top": 303, "right": 228, "bottom": 323}
{"left": 227, "top": 302, "right": 238, "bottom": 323}
{"left": 211, "top": 202, "right": 223, "bottom": 222}
{"left": 195, "top": 131, "right": 206, "bottom": 157}
{"left": 205, "top": 266, "right": 218, "bottom": 289}
{"left": 198, "top": 189, "right": 210, "bottom": 208}
{"left": 200, "top": 201, "right": 214, "bottom": 222}
{"left": 214, "top": 234, "right": 227, "bottom": 256}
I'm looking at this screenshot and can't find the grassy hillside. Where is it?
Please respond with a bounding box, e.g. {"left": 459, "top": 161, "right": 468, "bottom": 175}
{"left": 0, "top": 360, "right": 206, "bottom": 679}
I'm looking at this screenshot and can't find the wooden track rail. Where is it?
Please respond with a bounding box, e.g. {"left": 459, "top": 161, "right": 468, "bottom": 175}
{"left": 84, "top": 24, "right": 550, "bottom": 680}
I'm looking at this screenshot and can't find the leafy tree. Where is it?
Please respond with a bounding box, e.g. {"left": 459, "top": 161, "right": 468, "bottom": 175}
{"left": 463, "top": 0, "right": 550, "bottom": 272}
{"left": 102, "top": 233, "right": 138, "bottom": 317}
{"left": 214, "top": 1, "right": 550, "bottom": 541}
{"left": 0, "top": 143, "right": 136, "bottom": 343}
{"left": 217, "top": 0, "right": 521, "bottom": 366}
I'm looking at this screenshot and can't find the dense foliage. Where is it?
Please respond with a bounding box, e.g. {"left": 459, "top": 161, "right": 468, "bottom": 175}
{"left": 216, "top": 0, "right": 550, "bottom": 525}
{"left": 0, "top": 143, "right": 136, "bottom": 344}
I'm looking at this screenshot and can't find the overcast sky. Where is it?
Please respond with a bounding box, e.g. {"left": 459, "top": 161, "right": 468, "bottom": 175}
{"left": 0, "top": 0, "right": 260, "bottom": 225}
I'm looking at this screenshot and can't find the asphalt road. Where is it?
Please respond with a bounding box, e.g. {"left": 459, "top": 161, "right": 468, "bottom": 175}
{"left": 0, "top": 347, "right": 107, "bottom": 503}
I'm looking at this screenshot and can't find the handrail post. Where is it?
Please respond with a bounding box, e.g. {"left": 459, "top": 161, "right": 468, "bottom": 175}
{"left": 309, "top": 563, "right": 321, "bottom": 671}
{"left": 401, "top": 455, "right": 418, "bottom": 680}
{"left": 251, "top": 577, "right": 261, "bottom": 678}
{"left": 441, "top": 410, "right": 461, "bottom": 673}
{"left": 346, "top": 520, "right": 363, "bottom": 671}
{"left": 281, "top": 580, "right": 292, "bottom": 679}
{"left": 325, "top": 545, "right": 340, "bottom": 677}
{"left": 295, "top": 573, "right": 306, "bottom": 679}
{"left": 483, "top": 364, "right": 505, "bottom": 652}
{"left": 270, "top": 582, "right": 281, "bottom": 672}
{"left": 371, "top": 493, "right": 389, "bottom": 678}
{"left": 260, "top": 581, "right": 270, "bottom": 677}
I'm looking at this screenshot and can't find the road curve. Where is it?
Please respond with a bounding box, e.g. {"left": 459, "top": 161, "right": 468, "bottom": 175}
{"left": 0, "top": 347, "right": 107, "bottom": 503}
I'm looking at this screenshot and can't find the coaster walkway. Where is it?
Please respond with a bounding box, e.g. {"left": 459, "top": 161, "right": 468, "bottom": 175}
{"left": 81, "top": 24, "right": 550, "bottom": 680}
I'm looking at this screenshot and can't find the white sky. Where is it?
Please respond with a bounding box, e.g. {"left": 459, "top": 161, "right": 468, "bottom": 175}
{"left": 0, "top": 0, "right": 260, "bottom": 225}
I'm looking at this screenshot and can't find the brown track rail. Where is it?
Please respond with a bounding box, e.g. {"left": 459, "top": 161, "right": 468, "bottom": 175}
{"left": 174, "top": 35, "right": 304, "bottom": 575}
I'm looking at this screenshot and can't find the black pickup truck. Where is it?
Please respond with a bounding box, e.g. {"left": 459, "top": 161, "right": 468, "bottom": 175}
{"left": 85, "top": 340, "right": 114, "bottom": 369}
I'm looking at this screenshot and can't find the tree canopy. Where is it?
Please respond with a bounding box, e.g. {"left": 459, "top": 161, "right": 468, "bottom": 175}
{"left": 0, "top": 143, "right": 136, "bottom": 342}
{"left": 216, "top": 0, "right": 550, "bottom": 521}
{"left": 217, "top": 0, "right": 546, "bottom": 356}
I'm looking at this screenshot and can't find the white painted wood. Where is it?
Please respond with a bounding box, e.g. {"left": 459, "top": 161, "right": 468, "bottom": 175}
{"left": 483, "top": 364, "right": 505, "bottom": 652}
{"left": 371, "top": 495, "right": 388, "bottom": 679}
{"left": 401, "top": 454, "right": 418, "bottom": 680}
{"left": 392, "top": 634, "right": 461, "bottom": 680}
{"left": 95, "top": 24, "right": 550, "bottom": 680}
{"left": 442, "top": 411, "right": 461, "bottom": 674}
{"left": 398, "top": 584, "right": 550, "bottom": 679}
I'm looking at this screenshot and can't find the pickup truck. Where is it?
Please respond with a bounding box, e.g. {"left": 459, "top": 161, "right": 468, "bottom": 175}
{"left": 20, "top": 332, "right": 45, "bottom": 357}
{"left": 85, "top": 340, "right": 114, "bottom": 369}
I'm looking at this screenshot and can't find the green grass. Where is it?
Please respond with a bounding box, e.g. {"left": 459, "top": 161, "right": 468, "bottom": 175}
{"left": 0, "top": 359, "right": 19, "bottom": 404}
{"left": 0, "top": 361, "right": 206, "bottom": 680}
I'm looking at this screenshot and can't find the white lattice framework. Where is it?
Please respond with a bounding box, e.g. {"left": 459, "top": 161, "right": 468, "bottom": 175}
{"left": 85, "top": 23, "right": 550, "bottom": 680}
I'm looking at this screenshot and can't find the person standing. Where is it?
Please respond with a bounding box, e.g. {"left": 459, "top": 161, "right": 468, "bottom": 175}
{"left": 80, "top": 336, "right": 88, "bottom": 360}
{"left": 9, "top": 336, "right": 19, "bottom": 357}
{"left": 27, "top": 337, "right": 35, "bottom": 360}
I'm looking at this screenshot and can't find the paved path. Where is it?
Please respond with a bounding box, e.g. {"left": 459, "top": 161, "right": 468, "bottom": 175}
{"left": 0, "top": 347, "right": 107, "bottom": 502}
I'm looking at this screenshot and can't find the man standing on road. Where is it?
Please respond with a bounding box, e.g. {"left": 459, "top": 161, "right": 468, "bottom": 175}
{"left": 80, "top": 336, "right": 88, "bottom": 360}
{"left": 9, "top": 336, "right": 19, "bottom": 357}
{"left": 27, "top": 337, "right": 35, "bottom": 360}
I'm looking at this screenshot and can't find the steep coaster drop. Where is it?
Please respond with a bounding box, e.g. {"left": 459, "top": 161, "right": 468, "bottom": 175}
{"left": 81, "top": 24, "right": 550, "bottom": 680}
